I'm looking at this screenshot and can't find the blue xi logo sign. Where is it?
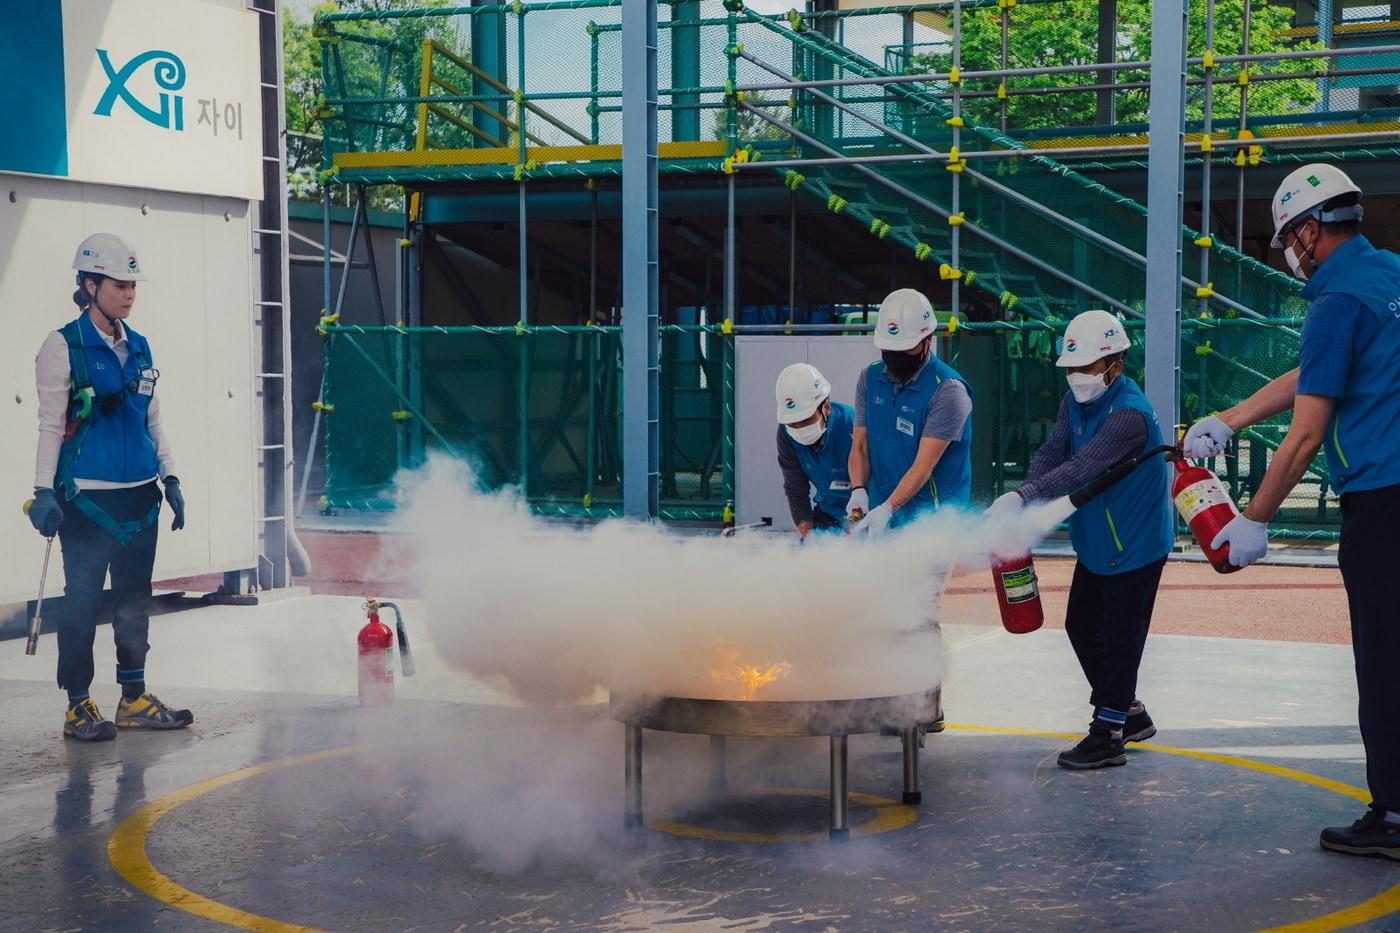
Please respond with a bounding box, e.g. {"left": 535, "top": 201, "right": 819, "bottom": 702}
{"left": 94, "top": 49, "right": 187, "bottom": 131}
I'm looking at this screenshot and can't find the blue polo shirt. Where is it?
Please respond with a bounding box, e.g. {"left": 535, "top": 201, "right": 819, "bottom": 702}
{"left": 1295, "top": 235, "right": 1400, "bottom": 495}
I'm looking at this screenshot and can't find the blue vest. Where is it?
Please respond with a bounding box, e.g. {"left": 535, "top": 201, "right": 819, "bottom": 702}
{"left": 864, "top": 355, "right": 973, "bottom": 525}
{"left": 1066, "top": 376, "right": 1173, "bottom": 575}
{"left": 1299, "top": 235, "right": 1400, "bottom": 495}
{"left": 61, "top": 315, "right": 160, "bottom": 486}
{"left": 789, "top": 402, "right": 855, "bottom": 523}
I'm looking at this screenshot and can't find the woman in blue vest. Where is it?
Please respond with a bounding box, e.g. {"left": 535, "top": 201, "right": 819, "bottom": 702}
{"left": 847, "top": 289, "right": 973, "bottom": 536}
{"left": 26, "top": 233, "right": 192, "bottom": 742}
{"left": 989, "top": 309, "right": 1173, "bottom": 769}
{"left": 774, "top": 363, "right": 853, "bottom": 539}
{"left": 1184, "top": 164, "right": 1400, "bottom": 860}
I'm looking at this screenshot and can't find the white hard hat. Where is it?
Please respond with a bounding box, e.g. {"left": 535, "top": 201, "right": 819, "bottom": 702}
{"left": 73, "top": 232, "right": 146, "bottom": 282}
{"left": 874, "top": 288, "right": 935, "bottom": 351}
{"left": 1056, "top": 309, "right": 1130, "bottom": 367}
{"left": 775, "top": 362, "right": 832, "bottom": 424}
{"left": 1269, "top": 163, "right": 1363, "bottom": 248}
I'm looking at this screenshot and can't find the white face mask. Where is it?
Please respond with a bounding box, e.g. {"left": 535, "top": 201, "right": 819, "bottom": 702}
{"left": 1284, "top": 240, "right": 1309, "bottom": 281}
{"left": 1067, "top": 371, "right": 1110, "bottom": 405}
{"left": 786, "top": 419, "right": 825, "bottom": 446}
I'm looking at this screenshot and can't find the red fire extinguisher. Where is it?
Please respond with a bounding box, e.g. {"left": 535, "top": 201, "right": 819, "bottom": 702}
{"left": 992, "top": 552, "right": 1043, "bottom": 634}
{"left": 1171, "top": 457, "right": 1243, "bottom": 574}
{"left": 358, "top": 600, "right": 395, "bottom": 706}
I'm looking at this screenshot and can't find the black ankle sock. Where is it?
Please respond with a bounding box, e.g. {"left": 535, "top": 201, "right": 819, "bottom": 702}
{"left": 122, "top": 682, "right": 145, "bottom": 701}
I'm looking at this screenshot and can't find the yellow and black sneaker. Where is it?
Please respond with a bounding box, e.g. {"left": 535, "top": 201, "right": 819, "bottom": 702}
{"left": 64, "top": 699, "right": 117, "bottom": 742}
{"left": 115, "top": 692, "right": 194, "bottom": 730}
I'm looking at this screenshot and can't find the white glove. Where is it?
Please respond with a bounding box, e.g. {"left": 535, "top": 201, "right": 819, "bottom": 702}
{"left": 1211, "top": 514, "right": 1268, "bottom": 568}
{"left": 986, "top": 490, "right": 1024, "bottom": 518}
{"left": 850, "top": 503, "right": 892, "bottom": 537}
{"left": 845, "top": 486, "right": 869, "bottom": 518}
{"left": 1183, "top": 415, "right": 1235, "bottom": 458}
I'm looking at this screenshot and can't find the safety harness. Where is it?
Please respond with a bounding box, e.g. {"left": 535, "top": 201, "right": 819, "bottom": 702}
{"left": 54, "top": 320, "right": 162, "bottom": 546}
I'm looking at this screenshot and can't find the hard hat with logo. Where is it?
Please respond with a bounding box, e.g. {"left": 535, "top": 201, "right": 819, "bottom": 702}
{"left": 1269, "top": 164, "right": 1363, "bottom": 248}
{"left": 774, "top": 362, "right": 832, "bottom": 424}
{"left": 72, "top": 233, "right": 146, "bottom": 282}
{"left": 873, "top": 288, "right": 935, "bottom": 351}
{"left": 1056, "top": 309, "right": 1131, "bottom": 367}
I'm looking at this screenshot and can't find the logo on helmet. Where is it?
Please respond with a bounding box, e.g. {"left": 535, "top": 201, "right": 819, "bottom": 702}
{"left": 1279, "top": 190, "right": 1295, "bottom": 206}
{"left": 886, "top": 322, "right": 900, "bottom": 335}
{"left": 1104, "top": 328, "right": 1117, "bottom": 339}
{"left": 922, "top": 310, "right": 931, "bottom": 321}
{"left": 1065, "top": 338, "right": 1079, "bottom": 352}
{"left": 127, "top": 256, "right": 139, "bottom": 272}
{"left": 784, "top": 398, "right": 796, "bottom": 410}
{"left": 1306, "top": 174, "right": 1321, "bottom": 187}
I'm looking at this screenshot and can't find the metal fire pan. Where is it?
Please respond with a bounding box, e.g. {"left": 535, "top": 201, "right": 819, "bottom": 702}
{"left": 610, "top": 688, "right": 941, "bottom": 738}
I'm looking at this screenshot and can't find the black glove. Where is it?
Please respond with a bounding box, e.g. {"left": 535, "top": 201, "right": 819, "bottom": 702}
{"left": 164, "top": 477, "right": 186, "bottom": 531}
{"left": 27, "top": 489, "right": 63, "bottom": 538}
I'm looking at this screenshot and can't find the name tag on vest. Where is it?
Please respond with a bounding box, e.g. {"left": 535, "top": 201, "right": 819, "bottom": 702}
{"left": 829, "top": 480, "right": 851, "bottom": 491}
{"left": 138, "top": 369, "right": 157, "bottom": 396}
{"left": 896, "top": 416, "right": 915, "bottom": 436}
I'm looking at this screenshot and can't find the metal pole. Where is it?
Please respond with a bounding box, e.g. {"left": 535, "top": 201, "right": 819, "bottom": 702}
{"left": 587, "top": 181, "right": 599, "bottom": 502}
{"left": 518, "top": 181, "right": 530, "bottom": 494}
{"left": 902, "top": 725, "right": 921, "bottom": 805}
{"left": 1199, "top": 0, "right": 1216, "bottom": 320}
{"left": 788, "top": 187, "right": 797, "bottom": 319}
{"left": 723, "top": 172, "right": 736, "bottom": 519}
{"left": 1145, "top": 0, "right": 1188, "bottom": 432}
{"left": 950, "top": 0, "right": 962, "bottom": 319}
{"left": 829, "top": 735, "right": 849, "bottom": 841}
{"left": 1236, "top": 0, "right": 1251, "bottom": 252}
{"left": 1096, "top": 0, "right": 1117, "bottom": 125}
{"left": 624, "top": 724, "right": 643, "bottom": 828}
{"left": 622, "top": 0, "right": 659, "bottom": 520}
{"left": 999, "top": 0, "right": 1009, "bottom": 133}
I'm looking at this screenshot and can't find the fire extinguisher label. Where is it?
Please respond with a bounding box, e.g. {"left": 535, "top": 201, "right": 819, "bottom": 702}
{"left": 382, "top": 647, "right": 394, "bottom": 678}
{"left": 1001, "top": 566, "right": 1039, "bottom": 603}
{"left": 1174, "top": 478, "right": 1237, "bottom": 522}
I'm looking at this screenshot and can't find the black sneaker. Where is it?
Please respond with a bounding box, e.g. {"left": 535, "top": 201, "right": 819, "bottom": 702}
{"left": 1057, "top": 723, "right": 1127, "bottom": 770}
{"left": 1320, "top": 808, "right": 1400, "bottom": 860}
{"left": 1124, "top": 702, "right": 1156, "bottom": 744}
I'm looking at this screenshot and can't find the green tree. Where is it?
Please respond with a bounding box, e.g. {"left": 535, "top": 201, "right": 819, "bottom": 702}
{"left": 915, "top": 0, "right": 1321, "bottom": 131}
{"left": 710, "top": 94, "right": 794, "bottom": 143}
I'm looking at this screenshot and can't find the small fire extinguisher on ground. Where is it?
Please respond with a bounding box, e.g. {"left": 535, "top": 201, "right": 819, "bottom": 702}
{"left": 1171, "top": 456, "right": 1244, "bottom": 574}
{"left": 358, "top": 598, "right": 415, "bottom": 706}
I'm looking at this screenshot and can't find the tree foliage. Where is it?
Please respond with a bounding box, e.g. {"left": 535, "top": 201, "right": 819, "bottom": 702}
{"left": 915, "top": 0, "right": 1321, "bottom": 131}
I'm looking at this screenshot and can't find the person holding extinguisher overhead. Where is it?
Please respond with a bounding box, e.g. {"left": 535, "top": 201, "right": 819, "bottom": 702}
{"left": 26, "top": 233, "right": 193, "bottom": 742}
{"left": 1183, "top": 164, "right": 1400, "bottom": 860}
{"left": 986, "top": 309, "right": 1173, "bottom": 770}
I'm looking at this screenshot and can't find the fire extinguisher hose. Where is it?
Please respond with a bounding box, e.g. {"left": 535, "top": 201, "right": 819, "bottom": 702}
{"left": 1067, "top": 444, "right": 1178, "bottom": 509}
{"left": 377, "top": 601, "right": 416, "bottom": 678}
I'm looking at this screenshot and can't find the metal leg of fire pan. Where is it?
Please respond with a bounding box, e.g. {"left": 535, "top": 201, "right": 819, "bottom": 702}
{"left": 901, "top": 725, "right": 922, "bottom": 805}
{"left": 710, "top": 735, "right": 728, "bottom": 795}
{"left": 829, "top": 735, "right": 849, "bottom": 841}
{"left": 624, "top": 725, "right": 643, "bottom": 829}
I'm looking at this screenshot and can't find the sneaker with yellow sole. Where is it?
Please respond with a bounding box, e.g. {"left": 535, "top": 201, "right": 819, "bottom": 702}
{"left": 64, "top": 698, "right": 117, "bottom": 742}
{"left": 115, "top": 692, "right": 193, "bottom": 730}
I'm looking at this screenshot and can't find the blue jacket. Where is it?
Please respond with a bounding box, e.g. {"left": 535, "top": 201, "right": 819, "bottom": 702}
{"left": 61, "top": 315, "right": 160, "bottom": 486}
{"left": 789, "top": 402, "right": 855, "bottom": 523}
{"left": 864, "top": 355, "right": 973, "bottom": 525}
{"left": 1066, "top": 376, "right": 1173, "bottom": 575}
{"left": 1298, "top": 235, "right": 1400, "bottom": 495}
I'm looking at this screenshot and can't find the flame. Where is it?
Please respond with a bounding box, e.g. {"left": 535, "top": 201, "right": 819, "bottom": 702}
{"left": 708, "top": 642, "right": 792, "bottom": 701}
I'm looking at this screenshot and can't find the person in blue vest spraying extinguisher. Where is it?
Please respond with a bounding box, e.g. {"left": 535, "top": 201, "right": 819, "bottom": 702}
{"left": 987, "top": 309, "right": 1173, "bottom": 769}
{"left": 1183, "top": 164, "right": 1400, "bottom": 860}
{"left": 26, "top": 233, "right": 193, "bottom": 742}
{"left": 773, "top": 363, "right": 853, "bottom": 540}
{"left": 846, "top": 288, "right": 974, "bottom": 536}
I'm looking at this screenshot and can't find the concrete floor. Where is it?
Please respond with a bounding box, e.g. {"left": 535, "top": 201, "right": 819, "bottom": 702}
{"left": 2, "top": 592, "right": 1397, "bottom": 932}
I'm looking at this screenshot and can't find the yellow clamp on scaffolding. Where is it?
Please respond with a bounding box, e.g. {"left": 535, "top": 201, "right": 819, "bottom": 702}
{"left": 784, "top": 170, "right": 806, "bottom": 190}
{"left": 722, "top": 504, "right": 735, "bottom": 525}
{"left": 945, "top": 146, "right": 966, "bottom": 173}
{"left": 390, "top": 410, "right": 413, "bottom": 421}
{"left": 826, "top": 194, "right": 848, "bottom": 213}
{"left": 947, "top": 66, "right": 961, "bottom": 85}
{"left": 512, "top": 0, "right": 524, "bottom": 14}
{"left": 398, "top": 238, "right": 413, "bottom": 248}
{"left": 1236, "top": 68, "right": 1249, "bottom": 87}
{"left": 996, "top": 0, "right": 1018, "bottom": 8}
{"left": 317, "top": 496, "right": 330, "bottom": 512}
{"left": 721, "top": 318, "right": 734, "bottom": 335}
{"left": 869, "top": 218, "right": 892, "bottom": 239}
{"left": 513, "top": 160, "right": 539, "bottom": 182}
{"left": 585, "top": 178, "right": 598, "bottom": 191}
{"left": 1000, "top": 291, "right": 1019, "bottom": 310}
{"left": 964, "top": 270, "right": 978, "bottom": 286}
{"left": 1195, "top": 282, "right": 1215, "bottom": 300}
{"left": 1198, "top": 136, "right": 1214, "bottom": 153}
{"left": 784, "top": 320, "right": 794, "bottom": 334}
{"left": 996, "top": 82, "right": 1008, "bottom": 100}
{"left": 315, "top": 311, "right": 340, "bottom": 336}
{"left": 946, "top": 314, "right": 961, "bottom": 335}
{"left": 914, "top": 242, "right": 933, "bottom": 261}
{"left": 514, "top": 321, "right": 528, "bottom": 336}
{"left": 945, "top": 116, "right": 965, "bottom": 128}
{"left": 317, "top": 166, "right": 340, "bottom": 185}
{"left": 311, "top": 401, "right": 334, "bottom": 413}
{"left": 583, "top": 493, "right": 593, "bottom": 508}
{"left": 1194, "top": 235, "right": 1214, "bottom": 248}
{"left": 948, "top": 212, "right": 966, "bottom": 226}
{"left": 726, "top": 43, "right": 745, "bottom": 58}
{"left": 939, "top": 263, "right": 962, "bottom": 281}
{"left": 1232, "top": 129, "right": 1263, "bottom": 167}
{"left": 1202, "top": 50, "right": 1216, "bottom": 70}
{"left": 1195, "top": 341, "right": 1214, "bottom": 357}
{"left": 786, "top": 9, "right": 804, "bottom": 31}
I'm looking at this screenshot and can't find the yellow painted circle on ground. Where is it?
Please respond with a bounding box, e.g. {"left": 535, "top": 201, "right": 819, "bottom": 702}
{"left": 647, "top": 786, "right": 917, "bottom": 843}
{"left": 106, "top": 724, "right": 1400, "bottom": 933}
